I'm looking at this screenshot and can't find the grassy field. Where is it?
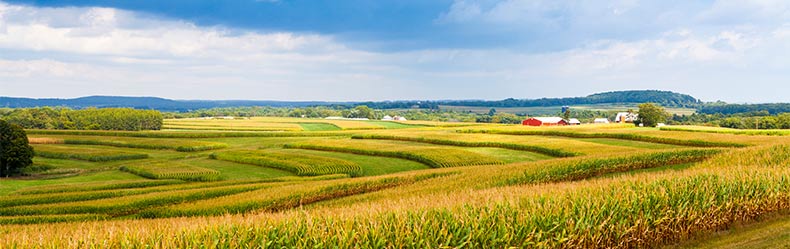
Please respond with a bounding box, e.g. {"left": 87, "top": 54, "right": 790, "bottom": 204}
{"left": 2, "top": 121, "right": 790, "bottom": 247}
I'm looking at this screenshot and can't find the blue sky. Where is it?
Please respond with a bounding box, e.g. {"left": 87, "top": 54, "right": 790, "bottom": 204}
{"left": 1, "top": 0, "right": 789, "bottom": 102}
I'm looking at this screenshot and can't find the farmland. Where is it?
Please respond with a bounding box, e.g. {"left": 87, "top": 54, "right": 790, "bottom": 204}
{"left": 3, "top": 117, "right": 790, "bottom": 247}
{"left": 439, "top": 104, "right": 698, "bottom": 116}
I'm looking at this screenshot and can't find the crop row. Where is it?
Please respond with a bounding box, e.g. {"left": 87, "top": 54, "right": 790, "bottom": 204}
{"left": 46, "top": 146, "right": 785, "bottom": 248}
{"left": 0, "top": 183, "right": 272, "bottom": 217}
{"left": 26, "top": 129, "right": 344, "bottom": 138}
{"left": 33, "top": 145, "right": 149, "bottom": 162}
{"left": 505, "top": 149, "right": 722, "bottom": 185}
{"left": 351, "top": 134, "right": 578, "bottom": 157}
{"left": 163, "top": 121, "right": 303, "bottom": 129}
{"left": 458, "top": 129, "right": 748, "bottom": 147}
{"left": 0, "top": 180, "right": 273, "bottom": 208}
{"left": 137, "top": 172, "right": 453, "bottom": 218}
{"left": 3, "top": 139, "right": 790, "bottom": 247}
{"left": 209, "top": 150, "right": 362, "bottom": 177}
{"left": 59, "top": 138, "right": 228, "bottom": 152}
{"left": 284, "top": 141, "right": 504, "bottom": 168}
{"left": 0, "top": 214, "right": 109, "bottom": 225}
{"left": 199, "top": 170, "right": 787, "bottom": 248}
{"left": 12, "top": 179, "right": 185, "bottom": 195}
{"left": 6, "top": 167, "right": 790, "bottom": 247}
{"left": 120, "top": 162, "right": 221, "bottom": 182}
{"left": 660, "top": 126, "right": 790, "bottom": 136}
{"left": 162, "top": 125, "right": 300, "bottom": 132}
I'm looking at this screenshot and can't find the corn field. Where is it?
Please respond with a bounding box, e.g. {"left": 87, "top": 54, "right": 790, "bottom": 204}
{"left": 5, "top": 121, "right": 790, "bottom": 248}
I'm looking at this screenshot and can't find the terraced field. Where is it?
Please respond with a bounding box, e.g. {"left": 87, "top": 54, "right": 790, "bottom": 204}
{"left": 3, "top": 120, "right": 790, "bottom": 247}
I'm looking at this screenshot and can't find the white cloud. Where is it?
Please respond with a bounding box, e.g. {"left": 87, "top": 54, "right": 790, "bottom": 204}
{"left": 1, "top": 1, "right": 790, "bottom": 102}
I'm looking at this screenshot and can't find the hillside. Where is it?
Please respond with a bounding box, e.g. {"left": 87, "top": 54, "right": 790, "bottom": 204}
{"left": 0, "top": 90, "right": 701, "bottom": 111}
{"left": 356, "top": 90, "right": 701, "bottom": 109}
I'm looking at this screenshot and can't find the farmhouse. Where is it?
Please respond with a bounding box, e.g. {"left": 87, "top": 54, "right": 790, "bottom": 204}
{"left": 522, "top": 117, "right": 568, "bottom": 126}
{"left": 615, "top": 112, "right": 638, "bottom": 123}
{"left": 568, "top": 118, "right": 581, "bottom": 125}
{"left": 594, "top": 118, "right": 610, "bottom": 124}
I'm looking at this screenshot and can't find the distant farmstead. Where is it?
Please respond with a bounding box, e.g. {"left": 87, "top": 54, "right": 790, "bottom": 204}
{"left": 522, "top": 117, "right": 568, "bottom": 126}
{"left": 568, "top": 118, "right": 581, "bottom": 125}
{"left": 381, "top": 115, "right": 407, "bottom": 121}
{"left": 615, "top": 112, "right": 638, "bottom": 123}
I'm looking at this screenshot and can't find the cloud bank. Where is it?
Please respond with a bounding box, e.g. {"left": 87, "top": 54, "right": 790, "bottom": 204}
{"left": 0, "top": 1, "right": 789, "bottom": 102}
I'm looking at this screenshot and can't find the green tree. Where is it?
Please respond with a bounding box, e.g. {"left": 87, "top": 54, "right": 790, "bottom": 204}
{"left": 353, "top": 105, "right": 375, "bottom": 119}
{"left": 0, "top": 120, "right": 34, "bottom": 177}
{"left": 636, "top": 103, "right": 669, "bottom": 127}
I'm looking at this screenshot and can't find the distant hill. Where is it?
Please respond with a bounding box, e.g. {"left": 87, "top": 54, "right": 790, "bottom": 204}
{"left": 0, "top": 90, "right": 701, "bottom": 112}
{"left": 356, "top": 90, "right": 702, "bottom": 109}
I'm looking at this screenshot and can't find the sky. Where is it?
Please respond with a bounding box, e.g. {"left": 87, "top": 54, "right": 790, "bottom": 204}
{"left": 0, "top": 0, "right": 789, "bottom": 102}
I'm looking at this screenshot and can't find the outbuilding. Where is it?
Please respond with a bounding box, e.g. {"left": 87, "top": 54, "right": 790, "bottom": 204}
{"left": 594, "top": 118, "right": 610, "bottom": 124}
{"left": 522, "top": 117, "right": 568, "bottom": 126}
{"left": 615, "top": 112, "right": 638, "bottom": 123}
{"left": 568, "top": 118, "right": 581, "bottom": 125}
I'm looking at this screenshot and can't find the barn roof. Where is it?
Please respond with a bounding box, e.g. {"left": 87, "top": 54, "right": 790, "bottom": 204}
{"left": 530, "top": 117, "right": 565, "bottom": 123}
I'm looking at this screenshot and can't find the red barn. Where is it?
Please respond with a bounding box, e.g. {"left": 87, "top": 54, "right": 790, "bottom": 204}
{"left": 522, "top": 117, "right": 568, "bottom": 126}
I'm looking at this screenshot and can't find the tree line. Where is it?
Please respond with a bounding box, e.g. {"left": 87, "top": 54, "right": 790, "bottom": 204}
{"left": 697, "top": 103, "right": 790, "bottom": 115}
{"left": 353, "top": 90, "right": 701, "bottom": 109}
{"left": 0, "top": 107, "right": 163, "bottom": 131}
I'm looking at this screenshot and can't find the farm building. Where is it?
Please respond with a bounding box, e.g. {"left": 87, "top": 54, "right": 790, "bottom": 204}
{"left": 594, "top": 118, "right": 610, "bottom": 124}
{"left": 615, "top": 112, "right": 638, "bottom": 123}
{"left": 393, "top": 116, "right": 407, "bottom": 121}
{"left": 381, "top": 115, "right": 393, "bottom": 121}
{"left": 568, "top": 118, "right": 581, "bottom": 125}
{"left": 522, "top": 117, "right": 568, "bottom": 126}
